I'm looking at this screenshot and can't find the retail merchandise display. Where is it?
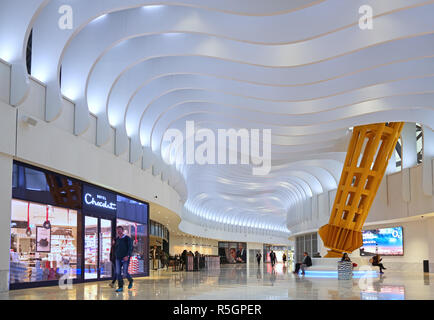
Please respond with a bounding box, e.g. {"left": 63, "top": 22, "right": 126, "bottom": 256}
{"left": 10, "top": 162, "right": 150, "bottom": 288}
{"left": 10, "top": 200, "right": 78, "bottom": 284}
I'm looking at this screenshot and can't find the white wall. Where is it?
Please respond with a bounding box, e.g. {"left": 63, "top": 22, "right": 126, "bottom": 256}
{"left": 169, "top": 234, "right": 219, "bottom": 256}
{"left": 0, "top": 65, "right": 183, "bottom": 217}
{"left": 289, "top": 159, "right": 434, "bottom": 271}
{"left": 348, "top": 218, "right": 434, "bottom": 272}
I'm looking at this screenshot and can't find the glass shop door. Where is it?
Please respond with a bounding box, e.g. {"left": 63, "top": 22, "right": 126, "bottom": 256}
{"left": 99, "top": 219, "right": 113, "bottom": 279}
{"left": 84, "top": 216, "right": 114, "bottom": 280}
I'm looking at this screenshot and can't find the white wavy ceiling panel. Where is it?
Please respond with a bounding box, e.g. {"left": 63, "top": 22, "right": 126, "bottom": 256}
{"left": 1, "top": 0, "right": 434, "bottom": 240}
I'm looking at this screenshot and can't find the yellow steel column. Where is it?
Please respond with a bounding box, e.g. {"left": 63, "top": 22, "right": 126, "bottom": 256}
{"left": 319, "top": 122, "right": 404, "bottom": 258}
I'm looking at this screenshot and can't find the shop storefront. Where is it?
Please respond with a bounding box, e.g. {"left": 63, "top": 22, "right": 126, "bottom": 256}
{"left": 9, "top": 161, "right": 149, "bottom": 289}
{"left": 149, "top": 220, "right": 169, "bottom": 270}
{"left": 263, "top": 244, "right": 293, "bottom": 264}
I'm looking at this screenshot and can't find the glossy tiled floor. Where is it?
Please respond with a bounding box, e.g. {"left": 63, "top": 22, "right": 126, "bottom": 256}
{"left": 2, "top": 263, "right": 434, "bottom": 300}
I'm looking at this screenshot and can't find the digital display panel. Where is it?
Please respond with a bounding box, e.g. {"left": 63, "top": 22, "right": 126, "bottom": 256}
{"left": 359, "top": 227, "right": 403, "bottom": 256}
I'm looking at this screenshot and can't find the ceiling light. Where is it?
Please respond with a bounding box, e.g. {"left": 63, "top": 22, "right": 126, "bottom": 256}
{"left": 22, "top": 116, "right": 37, "bottom": 126}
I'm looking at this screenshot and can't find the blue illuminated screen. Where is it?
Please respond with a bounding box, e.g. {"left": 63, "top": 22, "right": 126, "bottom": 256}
{"left": 359, "top": 226, "right": 403, "bottom": 256}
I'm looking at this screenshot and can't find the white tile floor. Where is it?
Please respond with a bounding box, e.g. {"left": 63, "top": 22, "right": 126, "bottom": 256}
{"left": 2, "top": 263, "right": 434, "bottom": 300}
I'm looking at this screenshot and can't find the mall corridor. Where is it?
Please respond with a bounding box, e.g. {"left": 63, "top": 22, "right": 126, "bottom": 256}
{"left": 2, "top": 264, "right": 434, "bottom": 300}
{"left": 1, "top": 1, "right": 434, "bottom": 311}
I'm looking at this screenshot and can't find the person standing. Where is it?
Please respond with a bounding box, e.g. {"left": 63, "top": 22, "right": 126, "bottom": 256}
{"left": 181, "top": 250, "right": 187, "bottom": 270}
{"left": 160, "top": 250, "right": 167, "bottom": 270}
{"left": 270, "top": 250, "right": 276, "bottom": 267}
{"left": 114, "top": 226, "right": 134, "bottom": 292}
{"left": 256, "top": 252, "right": 262, "bottom": 266}
{"left": 282, "top": 253, "right": 287, "bottom": 265}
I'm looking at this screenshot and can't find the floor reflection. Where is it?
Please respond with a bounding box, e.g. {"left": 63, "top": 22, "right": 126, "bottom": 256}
{"left": 1, "top": 263, "right": 432, "bottom": 300}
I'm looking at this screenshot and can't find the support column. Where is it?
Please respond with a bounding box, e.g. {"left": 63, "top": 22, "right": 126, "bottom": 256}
{"left": 401, "top": 123, "right": 417, "bottom": 203}
{"left": 0, "top": 153, "right": 12, "bottom": 292}
{"left": 401, "top": 123, "right": 417, "bottom": 169}
{"left": 385, "top": 150, "right": 397, "bottom": 175}
{"left": 428, "top": 218, "right": 434, "bottom": 273}
{"left": 422, "top": 126, "right": 434, "bottom": 196}
{"left": 319, "top": 123, "right": 404, "bottom": 257}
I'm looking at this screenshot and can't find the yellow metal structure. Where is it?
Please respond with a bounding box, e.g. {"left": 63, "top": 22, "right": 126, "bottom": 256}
{"left": 319, "top": 122, "right": 404, "bottom": 257}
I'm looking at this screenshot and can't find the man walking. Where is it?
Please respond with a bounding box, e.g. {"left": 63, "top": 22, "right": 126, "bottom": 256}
{"left": 270, "top": 250, "right": 276, "bottom": 267}
{"left": 256, "top": 251, "right": 262, "bottom": 266}
{"left": 114, "top": 226, "right": 134, "bottom": 292}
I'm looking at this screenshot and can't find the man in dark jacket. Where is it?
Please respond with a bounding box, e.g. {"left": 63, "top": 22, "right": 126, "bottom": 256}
{"left": 114, "top": 226, "right": 134, "bottom": 292}
{"left": 181, "top": 250, "right": 187, "bottom": 270}
{"left": 236, "top": 245, "right": 246, "bottom": 263}
{"left": 293, "top": 252, "right": 312, "bottom": 275}
{"left": 270, "top": 250, "right": 277, "bottom": 267}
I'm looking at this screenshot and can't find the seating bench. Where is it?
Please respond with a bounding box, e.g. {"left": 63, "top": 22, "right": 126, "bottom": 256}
{"left": 308, "top": 258, "right": 341, "bottom": 270}
{"left": 292, "top": 257, "right": 378, "bottom": 278}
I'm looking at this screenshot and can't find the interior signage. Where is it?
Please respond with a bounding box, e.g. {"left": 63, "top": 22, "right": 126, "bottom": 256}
{"left": 84, "top": 193, "right": 116, "bottom": 210}
{"left": 82, "top": 184, "right": 117, "bottom": 215}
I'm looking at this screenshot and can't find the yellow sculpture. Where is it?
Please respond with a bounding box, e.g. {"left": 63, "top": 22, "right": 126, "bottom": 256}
{"left": 319, "top": 122, "right": 404, "bottom": 257}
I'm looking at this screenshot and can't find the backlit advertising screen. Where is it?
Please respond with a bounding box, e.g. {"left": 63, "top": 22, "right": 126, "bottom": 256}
{"left": 359, "top": 227, "right": 403, "bottom": 256}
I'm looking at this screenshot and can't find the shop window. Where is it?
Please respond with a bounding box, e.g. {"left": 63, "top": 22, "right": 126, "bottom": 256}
{"left": 150, "top": 222, "right": 154, "bottom": 236}
{"left": 116, "top": 219, "right": 148, "bottom": 275}
{"left": 12, "top": 163, "right": 18, "bottom": 189}
{"left": 24, "top": 167, "right": 49, "bottom": 192}
{"left": 117, "top": 195, "right": 148, "bottom": 224}
{"left": 295, "top": 232, "right": 318, "bottom": 262}
{"left": 10, "top": 199, "right": 79, "bottom": 284}
{"left": 13, "top": 162, "right": 82, "bottom": 209}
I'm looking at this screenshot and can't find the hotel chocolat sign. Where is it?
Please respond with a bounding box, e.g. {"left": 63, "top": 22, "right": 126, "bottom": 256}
{"left": 82, "top": 184, "right": 117, "bottom": 216}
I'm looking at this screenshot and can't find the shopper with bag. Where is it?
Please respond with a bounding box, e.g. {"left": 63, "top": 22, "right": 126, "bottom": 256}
{"left": 114, "top": 226, "right": 134, "bottom": 292}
